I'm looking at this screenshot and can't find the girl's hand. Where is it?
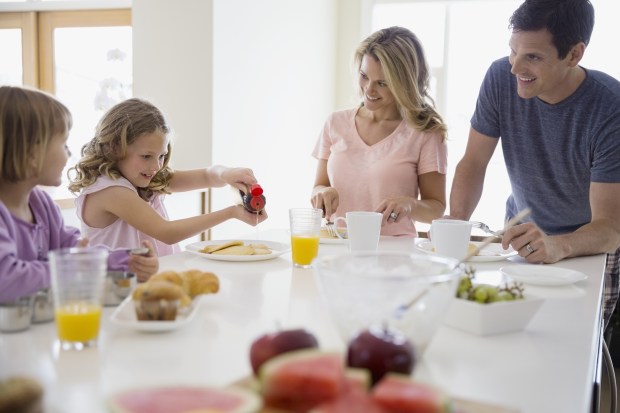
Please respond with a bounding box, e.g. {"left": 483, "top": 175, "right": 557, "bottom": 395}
{"left": 76, "top": 237, "right": 89, "bottom": 248}
{"left": 128, "top": 240, "right": 159, "bottom": 282}
{"left": 221, "top": 167, "right": 258, "bottom": 191}
{"left": 234, "top": 205, "right": 268, "bottom": 226}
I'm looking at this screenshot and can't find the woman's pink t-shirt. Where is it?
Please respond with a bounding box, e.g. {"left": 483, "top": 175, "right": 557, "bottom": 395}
{"left": 312, "top": 108, "right": 447, "bottom": 236}
{"left": 75, "top": 176, "right": 181, "bottom": 256}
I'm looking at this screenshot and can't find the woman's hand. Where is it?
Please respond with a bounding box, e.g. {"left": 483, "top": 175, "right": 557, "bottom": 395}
{"left": 311, "top": 186, "right": 339, "bottom": 219}
{"left": 376, "top": 196, "right": 414, "bottom": 226}
{"left": 128, "top": 240, "right": 159, "bottom": 282}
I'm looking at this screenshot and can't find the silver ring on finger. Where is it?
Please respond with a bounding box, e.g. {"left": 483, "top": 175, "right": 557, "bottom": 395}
{"left": 389, "top": 212, "right": 399, "bottom": 221}
{"left": 525, "top": 243, "right": 535, "bottom": 254}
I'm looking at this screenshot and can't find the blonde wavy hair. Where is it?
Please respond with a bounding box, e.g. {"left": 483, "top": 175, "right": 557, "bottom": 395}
{"left": 68, "top": 98, "right": 173, "bottom": 200}
{"left": 0, "top": 86, "right": 72, "bottom": 182}
{"left": 354, "top": 26, "right": 447, "bottom": 139}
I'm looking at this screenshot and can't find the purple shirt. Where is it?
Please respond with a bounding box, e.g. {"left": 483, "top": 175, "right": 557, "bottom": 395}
{"left": 0, "top": 188, "right": 129, "bottom": 301}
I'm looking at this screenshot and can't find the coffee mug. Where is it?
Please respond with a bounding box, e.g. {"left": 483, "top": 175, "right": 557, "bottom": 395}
{"left": 430, "top": 219, "right": 472, "bottom": 260}
{"left": 334, "top": 211, "right": 382, "bottom": 252}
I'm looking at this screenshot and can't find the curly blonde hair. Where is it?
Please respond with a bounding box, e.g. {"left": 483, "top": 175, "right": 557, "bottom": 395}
{"left": 0, "top": 86, "right": 72, "bottom": 182}
{"left": 68, "top": 98, "right": 173, "bottom": 200}
{"left": 354, "top": 26, "right": 447, "bottom": 139}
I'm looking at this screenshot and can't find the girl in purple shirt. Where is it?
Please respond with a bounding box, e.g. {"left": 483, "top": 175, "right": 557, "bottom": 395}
{"left": 0, "top": 86, "right": 159, "bottom": 302}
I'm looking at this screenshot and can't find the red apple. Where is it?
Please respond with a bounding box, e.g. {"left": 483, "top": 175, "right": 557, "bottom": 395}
{"left": 346, "top": 325, "right": 416, "bottom": 385}
{"left": 249, "top": 328, "right": 319, "bottom": 376}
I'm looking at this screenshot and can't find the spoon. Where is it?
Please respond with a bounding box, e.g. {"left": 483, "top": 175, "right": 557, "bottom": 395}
{"left": 392, "top": 208, "right": 532, "bottom": 319}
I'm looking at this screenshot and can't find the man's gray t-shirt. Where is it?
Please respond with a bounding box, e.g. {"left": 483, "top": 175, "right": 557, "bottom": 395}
{"left": 471, "top": 57, "right": 620, "bottom": 235}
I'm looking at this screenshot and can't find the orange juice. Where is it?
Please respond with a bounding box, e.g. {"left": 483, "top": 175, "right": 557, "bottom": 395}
{"left": 291, "top": 235, "right": 320, "bottom": 267}
{"left": 55, "top": 302, "right": 102, "bottom": 343}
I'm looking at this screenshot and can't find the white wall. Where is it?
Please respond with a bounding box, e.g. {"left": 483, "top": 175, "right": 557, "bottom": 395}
{"left": 209, "top": 0, "right": 339, "bottom": 239}
{"left": 132, "top": 0, "right": 212, "bottom": 247}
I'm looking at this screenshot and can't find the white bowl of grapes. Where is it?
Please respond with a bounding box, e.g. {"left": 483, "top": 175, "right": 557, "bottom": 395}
{"left": 443, "top": 268, "right": 544, "bottom": 336}
{"left": 313, "top": 252, "right": 462, "bottom": 358}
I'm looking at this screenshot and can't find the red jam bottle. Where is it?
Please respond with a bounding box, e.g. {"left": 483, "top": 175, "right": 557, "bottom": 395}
{"left": 240, "top": 184, "right": 266, "bottom": 213}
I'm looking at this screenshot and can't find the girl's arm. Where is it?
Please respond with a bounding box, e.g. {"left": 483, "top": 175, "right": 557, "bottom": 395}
{"left": 167, "top": 166, "right": 258, "bottom": 193}
{"left": 87, "top": 186, "right": 266, "bottom": 245}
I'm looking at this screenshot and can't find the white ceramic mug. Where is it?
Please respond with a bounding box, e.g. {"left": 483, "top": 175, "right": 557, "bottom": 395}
{"left": 430, "top": 219, "right": 472, "bottom": 260}
{"left": 334, "top": 211, "right": 382, "bottom": 252}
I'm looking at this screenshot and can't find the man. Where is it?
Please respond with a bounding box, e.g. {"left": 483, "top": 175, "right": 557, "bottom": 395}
{"left": 448, "top": 0, "right": 620, "bottom": 325}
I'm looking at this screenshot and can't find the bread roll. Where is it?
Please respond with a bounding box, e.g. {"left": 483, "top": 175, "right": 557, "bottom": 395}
{"left": 148, "top": 271, "right": 183, "bottom": 287}
{"left": 181, "top": 270, "right": 220, "bottom": 297}
{"left": 0, "top": 376, "right": 43, "bottom": 413}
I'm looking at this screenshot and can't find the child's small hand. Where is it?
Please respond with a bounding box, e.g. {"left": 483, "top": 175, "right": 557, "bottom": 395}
{"left": 222, "top": 167, "right": 258, "bottom": 191}
{"left": 128, "top": 240, "right": 159, "bottom": 282}
{"left": 235, "top": 205, "right": 268, "bottom": 226}
{"left": 76, "top": 237, "right": 90, "bottom": 248}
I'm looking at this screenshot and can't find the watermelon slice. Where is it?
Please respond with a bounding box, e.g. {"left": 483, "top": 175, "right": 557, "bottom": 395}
{"left": 371, "top": 373, "right": 452, "bottom": 413}
{"left": 259, "top": 349, "right": 345, "bottom": 412}
{"left": 311, "top": 368, "right": 388, "bottom": 413}
{"left": 107, "top": 385, "right": 262, "bottom": 413}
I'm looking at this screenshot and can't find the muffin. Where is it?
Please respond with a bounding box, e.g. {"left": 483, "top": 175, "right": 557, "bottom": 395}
{"left": 0, "top": 376, "right": 43, "bottom": 413}
{"left": 132, "top": 280, "right": 184, "bottom": 321}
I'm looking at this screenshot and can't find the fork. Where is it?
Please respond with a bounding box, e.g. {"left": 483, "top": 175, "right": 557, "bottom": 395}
{"left": 325, "top": 220, "right": 339, "bottom": 238}
{"left": 470, "top": 221, "right": 501, "bottom": 237}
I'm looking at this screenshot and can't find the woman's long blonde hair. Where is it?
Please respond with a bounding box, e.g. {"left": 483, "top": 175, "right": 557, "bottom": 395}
{"left": 354, "top": 26, "right": 447, "bottom": 139}
{"left": 68, "top": 98, "right": 173, "bottom": 200}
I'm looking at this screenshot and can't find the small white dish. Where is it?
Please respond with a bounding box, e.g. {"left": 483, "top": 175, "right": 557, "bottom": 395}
{"left": 444, "top": 295, "right": 544, "bottom": 336}
{"left": 500, "top": 265, "right": 587, "bottom": 286}
{"left": 186, "top": 240, "right": 289, "bottom": 262}
{"left": 110, "top": 296, "right": 199, "bottom": 333}
{"left": 415, "top": 239, "right": 516, "bottom": 262}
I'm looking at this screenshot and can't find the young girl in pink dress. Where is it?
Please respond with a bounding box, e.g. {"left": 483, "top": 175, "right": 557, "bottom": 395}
{"left": 68, "top": 98, "right": 267, "bottom": 256}
{"left": 0, "top": 86, "right": 158, "bottom": 302}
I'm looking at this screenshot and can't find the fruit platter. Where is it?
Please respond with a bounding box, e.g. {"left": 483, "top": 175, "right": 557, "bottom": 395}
{"left": 237, "top": 328, "right": 521, "bottom": 413}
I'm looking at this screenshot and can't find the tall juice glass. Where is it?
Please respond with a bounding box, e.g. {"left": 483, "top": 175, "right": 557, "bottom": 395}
{"left": 289, "top": 208, "right": 322, "bottom": 268}
{"left": 49, "top": 248, "right": 108, "bottom": 350}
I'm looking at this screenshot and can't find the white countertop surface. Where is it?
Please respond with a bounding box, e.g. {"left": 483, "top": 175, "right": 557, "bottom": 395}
{"left": 0, "top": 230, "right": 606, "bottom": 413}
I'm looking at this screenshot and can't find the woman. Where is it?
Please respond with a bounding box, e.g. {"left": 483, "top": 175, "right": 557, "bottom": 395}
{"left": 311, "top": 26, "right": 447, "bottom": 236}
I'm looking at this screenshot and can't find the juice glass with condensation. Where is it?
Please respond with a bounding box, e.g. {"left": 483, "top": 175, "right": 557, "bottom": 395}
{"left": 289, "top": 208, "right": 322, "bottom": 268}
{"left": 49, "top": 248, "right": 108, "bottom": 350}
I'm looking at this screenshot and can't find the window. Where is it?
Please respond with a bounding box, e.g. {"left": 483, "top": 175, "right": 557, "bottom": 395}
{"left": 0, "top": 8, "right": 132, "bottom": 204}
{"left": 372, "top": 0, "right": 620, "bottom": 230}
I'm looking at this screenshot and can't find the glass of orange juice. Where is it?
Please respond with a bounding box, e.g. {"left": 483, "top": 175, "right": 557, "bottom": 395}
{"left": 289, "top": 208, "right": 322, "bottom": 268}
{"left": 49, "top": 248, "right": 108, "bottom": 350}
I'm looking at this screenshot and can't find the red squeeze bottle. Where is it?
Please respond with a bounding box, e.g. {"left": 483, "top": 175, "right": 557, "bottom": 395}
{"left": 240, "top": 184, "right": 266, "bottom": 213}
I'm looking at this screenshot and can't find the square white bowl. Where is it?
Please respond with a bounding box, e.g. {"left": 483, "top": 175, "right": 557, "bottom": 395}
{"left": 443, "top": 295, "right": 544, "bottom": 336}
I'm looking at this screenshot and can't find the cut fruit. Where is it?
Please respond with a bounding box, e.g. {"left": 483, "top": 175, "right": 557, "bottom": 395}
{"left": 371, "top": 373, "right": 451, "bottom": 413}
{"left": 108, "top": 385, "right": 262, "bottom": 413}
{"left": 260, "top": 349, "right": 344, "bottom": 412}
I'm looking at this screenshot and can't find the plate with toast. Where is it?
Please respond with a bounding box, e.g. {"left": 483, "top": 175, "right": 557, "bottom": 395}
{"left": 186, "top": 239, "right": 290, "bottom": 262}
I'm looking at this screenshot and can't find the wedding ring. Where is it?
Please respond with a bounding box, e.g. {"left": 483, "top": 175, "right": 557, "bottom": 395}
{"left": 389, "top": 212, "right": 399, "bottom": 221}
{"left": 525, "top": 243, "right": 534, "bottom": 254}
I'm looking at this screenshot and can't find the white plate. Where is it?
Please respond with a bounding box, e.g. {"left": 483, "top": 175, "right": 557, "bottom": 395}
{"left": 186, "top": 240, "right": 289, "bottom": 262}
{"left": 500, "top": 265, "right": 588, "bottom": 286}
{"left": 414, "top": 239, "right": 517, "bottom": 262}
{"left": 110, "top": 295, "right": 199, "bottom": 332}
{"left": 319, "top": 227, "right": 348, "bottom": 244}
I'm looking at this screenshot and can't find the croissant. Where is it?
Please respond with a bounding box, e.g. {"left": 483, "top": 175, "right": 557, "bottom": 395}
{"left": 180, "top": 270, "right": 220, "bottom": 297}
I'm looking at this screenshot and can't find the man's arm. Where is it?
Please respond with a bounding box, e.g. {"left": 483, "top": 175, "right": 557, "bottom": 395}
{"left": 504, "top": 182, "right": 620, "bottom": 263}
{"left": 448, "top": 127, "right": 499, "bottom": 220}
